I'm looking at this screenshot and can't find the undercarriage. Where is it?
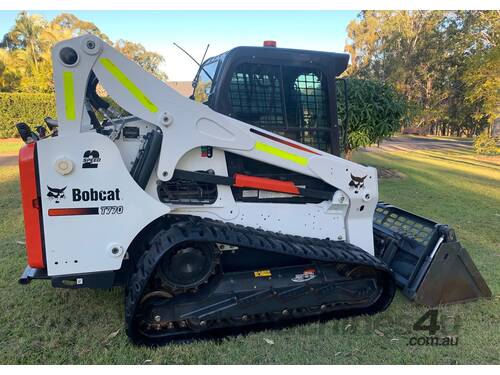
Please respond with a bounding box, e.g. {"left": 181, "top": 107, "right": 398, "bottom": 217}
{"left": 126, "top": 217, "right": 395, "bottom": 344}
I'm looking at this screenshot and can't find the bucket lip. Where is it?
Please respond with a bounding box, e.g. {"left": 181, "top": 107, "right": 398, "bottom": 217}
{"left": 413, "top": 241, "right": 492, "bottom": 307}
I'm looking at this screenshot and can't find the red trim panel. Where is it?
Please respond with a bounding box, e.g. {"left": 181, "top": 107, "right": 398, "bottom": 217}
{"left": 18, "top": 143, "right": 45, "bottom": 269}
{"left": 48, "top": 207, "right": 99, "bottom": 216}
{"left": 250, "top": 128, "right": 321, "bottom": 155}
{"left": 233, "top": 173, "right": 300, "bottom": 195}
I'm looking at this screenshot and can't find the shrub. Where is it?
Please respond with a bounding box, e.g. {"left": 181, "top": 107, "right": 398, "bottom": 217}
{"left": 473, "top": 132, "right": 498, "bottom": 155}
{"left": 0, "top": 93, "right": 56, "bottom": 138}
{"left": 337, "top": 78, "right": 407, "bottom": 157}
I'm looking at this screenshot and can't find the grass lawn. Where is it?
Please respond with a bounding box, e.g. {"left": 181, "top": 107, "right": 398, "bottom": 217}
{"left": 0, "top": 140, "right": 498, "bottom": 364}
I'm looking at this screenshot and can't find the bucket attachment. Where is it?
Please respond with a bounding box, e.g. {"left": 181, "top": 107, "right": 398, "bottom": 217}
{"left": 373, "top": 203, "right": 492, "bottom": 307}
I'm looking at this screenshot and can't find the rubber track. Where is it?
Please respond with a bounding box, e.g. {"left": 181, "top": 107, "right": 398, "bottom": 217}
{"left": 125, "top": 216, "right": 395, "bottom": 343}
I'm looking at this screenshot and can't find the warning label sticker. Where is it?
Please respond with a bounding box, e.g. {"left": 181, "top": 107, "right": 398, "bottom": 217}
{"left": 291, "top": 268, "right": 317, "bottom": 283}
{"left": 254, "top": 269, "right": 272, "bottom": 277}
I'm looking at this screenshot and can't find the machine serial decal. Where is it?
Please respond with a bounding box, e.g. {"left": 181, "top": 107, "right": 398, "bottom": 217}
{"left": 291, "top": 268, "right": 317, "bottom": 283}
{"left": 47, "top": 205, "right": 123, "bottom": 217}
{"left": 46, "top": 186, "right": 67, "bottom": 203}
{"left": 82, "top": 150, "right": 101, "bottom": 169}
{"left": 100, "top": 205, "right": 124, "bottom": 215}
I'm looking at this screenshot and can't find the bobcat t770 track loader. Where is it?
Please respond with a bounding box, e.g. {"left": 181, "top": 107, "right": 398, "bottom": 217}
{"left": 16, "top": 36, "right": 491, "bottom": 344}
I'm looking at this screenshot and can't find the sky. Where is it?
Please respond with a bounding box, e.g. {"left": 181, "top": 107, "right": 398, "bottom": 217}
{"left": 0, "top": 10, "right": 360, "bottom": 81}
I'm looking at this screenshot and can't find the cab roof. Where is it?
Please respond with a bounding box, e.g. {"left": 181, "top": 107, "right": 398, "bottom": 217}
{"left": 204, "top": 46, "right": 350, "bottom": 77}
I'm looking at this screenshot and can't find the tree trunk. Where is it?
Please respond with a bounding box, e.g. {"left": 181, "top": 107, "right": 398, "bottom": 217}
{"left": 30, "top": 41, "right": 39, "bottom": 74}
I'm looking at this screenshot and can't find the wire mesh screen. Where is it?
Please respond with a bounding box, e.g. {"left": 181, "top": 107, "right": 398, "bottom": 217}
{"left": 228, "top": 64, "right": 285, "bottom": 128}
{"left": 228, "top": 63, "right": 332, "bottom": 152}
{"left": 287, "top": 72, "right": 329, "bottom": 128}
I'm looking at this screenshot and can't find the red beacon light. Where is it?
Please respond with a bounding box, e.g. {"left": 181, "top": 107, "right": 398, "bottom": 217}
{"left": 263, "top": 40, "right": 277, "bottom": 48}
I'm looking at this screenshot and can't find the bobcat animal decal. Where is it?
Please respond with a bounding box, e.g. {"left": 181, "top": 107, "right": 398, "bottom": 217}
{"left": 349, "top": 174, "right": 367, "bottom": 194}
{"left": 47, "top": 186, "right": 67, "bottom": 203}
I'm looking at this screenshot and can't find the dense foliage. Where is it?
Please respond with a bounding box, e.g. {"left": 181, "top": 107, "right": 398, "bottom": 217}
{"left": 0, "top": 11, "right": 167, "bottom": 94}
{"left": 345, "top": 10, "right": 499, "bottom": 137}
{"left": 0, "top": 93, "right": 56, "bottom": 138}
{"left": 473, "top": 132, "right": 498, "bottom": 155}
{"left": 337, "top": 78, "right": 407, "bottom": 156}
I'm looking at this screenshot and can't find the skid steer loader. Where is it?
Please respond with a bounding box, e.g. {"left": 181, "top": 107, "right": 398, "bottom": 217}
{"left": 16, "top": 36, "right": 490, "bottom": 344}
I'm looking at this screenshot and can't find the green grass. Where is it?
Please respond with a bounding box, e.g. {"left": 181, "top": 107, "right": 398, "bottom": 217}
{"left": 0, "top": 142, "right": 498, "bottom": 364}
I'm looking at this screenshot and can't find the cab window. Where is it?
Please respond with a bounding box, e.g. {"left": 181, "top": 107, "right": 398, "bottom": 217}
{"left": 228, "top": 63, "right": 284, "bottom": 128}
{"left": 227, "top": 63, "right": 332, "bottom": 152}
{"left": 193, "top": 61, "right": 219, "bottom": 104}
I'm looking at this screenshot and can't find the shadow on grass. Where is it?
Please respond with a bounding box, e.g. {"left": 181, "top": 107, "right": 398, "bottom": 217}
{"left": 410, "top": 150, "right": 500, "bottom": 170}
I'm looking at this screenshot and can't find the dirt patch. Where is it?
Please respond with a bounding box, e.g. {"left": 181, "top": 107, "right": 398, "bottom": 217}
{"left": 378, "top": 168, "right": 406, "bottom": 179}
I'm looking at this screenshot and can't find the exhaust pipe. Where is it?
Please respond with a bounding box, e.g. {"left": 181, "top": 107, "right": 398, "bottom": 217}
{"left": 373, "top": 203, "right": 492, "bottom": 307}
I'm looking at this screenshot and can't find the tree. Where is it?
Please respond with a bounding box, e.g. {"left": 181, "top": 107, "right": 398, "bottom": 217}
{"left": 0, "top": 49, "right": 22, "bottom": 91}
{"left": 337, "top": 78, "right": 407, "bottom": 158}
{"left": 0, "top": 11, "right": 169, "bottom": 93}
{"left": 1, "top": 14, "right": 74, "bottom": 93}
{"left": 345, "top": 11, "right": 447, "bottom": 129}
{"left": 114, "top": 39, "right": 168, "bottom": 82}
{"left": 462, "top": 11, "right": 500, "bottom": 136}
{"left": 345, "top": 10, "right": 500, "bottom": 137}
{"left": 3, "top": 11, "right": 46, "bottom": 75}
{"left": 50, "top": 13, "right": 112, "bottom": 44}
{"left": 463, "top": 48, "right": 500, "bottom": 135}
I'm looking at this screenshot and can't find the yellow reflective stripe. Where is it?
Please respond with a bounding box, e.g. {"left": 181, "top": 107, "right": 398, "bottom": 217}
{"left": 63, "top": 71, "right": 76, "bottom": 120}
{"left": 99, "top": 58, "right": 158, "bottom": 113}
{"left": 255, "top": 141, "right": 309, "bottom": 166}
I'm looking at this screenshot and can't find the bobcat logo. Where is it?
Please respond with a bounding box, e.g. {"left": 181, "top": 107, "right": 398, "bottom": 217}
{"left": 349, "top": 174, "right": 367, "bottom": 193}
{"left": 47, "top": 186, "right": 67, "bottom": 203}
